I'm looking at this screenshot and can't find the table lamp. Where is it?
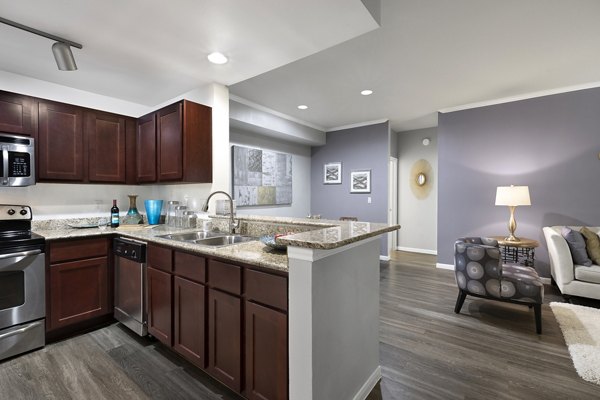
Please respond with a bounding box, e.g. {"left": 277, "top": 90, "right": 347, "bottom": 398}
{"left": 495, "top": 185, "right": 531, "bottom": 242}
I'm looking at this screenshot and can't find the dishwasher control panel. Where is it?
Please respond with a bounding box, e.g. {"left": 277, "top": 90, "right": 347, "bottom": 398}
{"left": 113, "top": 238, "right": 146, "bottom": 263}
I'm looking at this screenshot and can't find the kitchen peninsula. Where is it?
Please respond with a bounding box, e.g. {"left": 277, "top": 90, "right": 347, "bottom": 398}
{"left": 35, "top": 215, "right": 399, "bottom": 400}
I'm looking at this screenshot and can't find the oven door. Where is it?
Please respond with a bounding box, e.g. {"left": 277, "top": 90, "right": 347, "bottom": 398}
{"left": 0, "top": 250, "right": 45, "bottom": 330}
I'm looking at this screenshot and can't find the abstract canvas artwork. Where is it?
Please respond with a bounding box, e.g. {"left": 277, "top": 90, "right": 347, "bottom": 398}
{"left": 232, "top": 145, "right": 293, "bottom": 206}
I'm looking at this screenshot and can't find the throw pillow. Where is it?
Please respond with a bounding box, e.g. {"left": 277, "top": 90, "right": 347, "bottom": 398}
{"left": 561, "top": 227, "right": 592, "bottom": 267}
{"left": 580, "top": 227, "right": 600, "bottom": 265}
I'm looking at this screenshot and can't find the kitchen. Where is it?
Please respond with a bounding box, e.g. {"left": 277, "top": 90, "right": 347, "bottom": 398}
{"left": 0, "top": 2, "right": 396, "bottom": 399}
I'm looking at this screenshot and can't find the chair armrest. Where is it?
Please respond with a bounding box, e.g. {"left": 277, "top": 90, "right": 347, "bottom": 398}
{"left": 543, "top": 227, "right": 574, "bottom": 286}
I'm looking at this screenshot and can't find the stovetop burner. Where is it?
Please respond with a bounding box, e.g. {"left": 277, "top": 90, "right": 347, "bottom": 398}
{"left": 0, "top": 204, "right": 45, "bottom": 254}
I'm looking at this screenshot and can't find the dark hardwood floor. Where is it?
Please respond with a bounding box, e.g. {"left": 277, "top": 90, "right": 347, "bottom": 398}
{"left": 1, "top": 251, "right": 597, "bottom": 399}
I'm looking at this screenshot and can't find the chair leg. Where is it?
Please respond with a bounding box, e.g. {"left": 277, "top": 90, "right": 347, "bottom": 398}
{"left": 533, "top": 303, "right": 542, "bottom": 334}
{"left": 454, "top": 290, "right": 467, "bottom": 314}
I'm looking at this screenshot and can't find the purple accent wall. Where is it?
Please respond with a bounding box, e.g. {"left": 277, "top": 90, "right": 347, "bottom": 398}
{"left": 311, "top": 122, "right": 390, "bottom": 255}
{"left": 438, "top": 87, "right": 600, "bottom": 277}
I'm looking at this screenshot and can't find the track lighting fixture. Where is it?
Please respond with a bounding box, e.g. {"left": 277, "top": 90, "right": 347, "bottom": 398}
{"left": 0, "top": 16, "right": 82, "bottom": 71}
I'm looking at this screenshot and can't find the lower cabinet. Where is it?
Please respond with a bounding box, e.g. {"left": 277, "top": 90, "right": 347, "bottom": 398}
{"left": 245, "top": 301, "right": 288, "bottom": 400}
{"left": 47, "top": 237, "right": 111, "bottom": 334}
{"left": 173, "top": 276, "right": 206, "bottom": 368}
{"left": 208, "top": 288, "right": 242, "bottom": 392}
{"left": 147, "top": 266, "right": 173, "bottom": 346}
{"left": 145, "top": 245, "right": 288, "bottom": 400}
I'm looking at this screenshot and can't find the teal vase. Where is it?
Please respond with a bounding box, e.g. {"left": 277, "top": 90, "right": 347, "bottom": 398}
{"left": 123, "top": 194, "right": 143, "bottom": 225}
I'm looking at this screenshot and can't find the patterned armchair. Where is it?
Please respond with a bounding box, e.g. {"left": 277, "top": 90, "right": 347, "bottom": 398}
{"left": 454, "top": 237, "right": 544, "bottom": 334}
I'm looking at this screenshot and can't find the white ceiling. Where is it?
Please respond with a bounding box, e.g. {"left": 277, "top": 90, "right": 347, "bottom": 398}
{"left": 230, "top": 0, "right": 600, "bottom": 132}
{"left": 0, "top": 0, "right": 377, "bottom": 106}
{"left": 3, "top": 1, "right": 600, "bottom": 133}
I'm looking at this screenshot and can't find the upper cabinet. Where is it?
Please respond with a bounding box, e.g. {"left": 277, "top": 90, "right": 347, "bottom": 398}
{"left": 38, "top": 101, "right": 85, "bottom": 181}
{"left": 137, "top": 100, "right": 212, "bottom": 184}
{"left": 0, "top": 91, "right": 36, "bottom": 136}
{"left": 86, "top": 111, "right": 133, "bottom": 183}
{"left": 38, "top": 100, "right": 135, "bottom": 184}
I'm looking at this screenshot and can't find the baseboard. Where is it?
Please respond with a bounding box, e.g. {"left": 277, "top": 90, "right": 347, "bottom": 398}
{"left": 396, "top": 246, "right": 437, "bottom": 255}
{"left": 353, "top": 365, "right": 382, "bottom": 400}
{"left": 436, "top": 263, "right": 455, "bottom": 270}
{"left": 380, "top": 255, "right": 390, "bottom": 261}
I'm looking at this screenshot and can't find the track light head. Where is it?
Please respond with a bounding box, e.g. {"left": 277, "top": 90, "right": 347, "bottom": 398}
{"left": 52, "top": 42, "right": 77, "bottom": 71}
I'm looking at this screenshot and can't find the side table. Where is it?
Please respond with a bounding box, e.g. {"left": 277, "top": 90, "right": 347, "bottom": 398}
{"left": 489, "top": 236, "right": 539, "bottom": 268}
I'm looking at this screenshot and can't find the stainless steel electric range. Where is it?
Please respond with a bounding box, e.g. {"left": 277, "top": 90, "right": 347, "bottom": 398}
{"left": 0, "top": 204, "right": 45, "bottom": 361}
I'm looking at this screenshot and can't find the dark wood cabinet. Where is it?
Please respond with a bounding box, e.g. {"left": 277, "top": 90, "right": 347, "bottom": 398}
{"left": 147, "top": 266, "right": 173, "bottom": 346}
{"left": 38, "top": 101, "right": 84, "bottom": 181}
{"left": 136, "top": 100, "right": 212, "bottom": 184}
{"left": 47, "top": 237, "right": 111, "bottom": 333}
{"left": 136, "top": 112, "right": 157, "bottom": 183}
{"left": 85, "top": 111, "right": 131, "bottom": 183}
{"left": 173, "top": 276, "right": 206, "bottom": 368}
{"left": 0, "top": 91, "right": 35, "bottom": 136}
{"left": 208, "top": 288, "right": 242, "bottom": 392}
{"left": 245, "top": 302, "right": 288, "bottom": 400}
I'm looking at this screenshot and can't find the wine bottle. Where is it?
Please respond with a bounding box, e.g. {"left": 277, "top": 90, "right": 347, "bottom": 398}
{"left": 110, "top": 199, "right": 120, "bottom": 228}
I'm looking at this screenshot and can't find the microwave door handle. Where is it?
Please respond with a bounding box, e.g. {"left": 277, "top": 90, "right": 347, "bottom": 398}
{"left": 1, "top": 146, "right": 8, "bottom": 185}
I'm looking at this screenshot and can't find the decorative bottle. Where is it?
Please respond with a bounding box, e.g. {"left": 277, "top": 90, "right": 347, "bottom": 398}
{"left": 123, "top": 194, "right": 143, "bottom": 225}
{"left": 110, "top": 199, "right": 120, "bottom": 228}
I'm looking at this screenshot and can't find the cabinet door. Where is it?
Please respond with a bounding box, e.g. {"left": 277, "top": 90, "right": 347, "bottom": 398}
{"left": 0, "top": 91, "right": 35, "bottom": 136}
{"left": 208, "top": 288, "right": 241, "bottom": 392}
{"left": 147, "top": 266, "right": 173, "bottom": 346}
{"left": 157, "top": 102, "right": 183, "bottom": 182}
{"left": 136, "top": 112, "right": 157, "bottom": 183}
{"left": 173, "top": 276, "right": 206, "bottom": 368}
{"left": 38, "top": 101, "right": 84, "bottom": 181}
{"left": 85, "top": 111, "right": 127, "bottom": 183}
{"left": 49, "top": 256, "right": 109, "bottom": 330}
{"left": 245, "top": 302, "right": 288, "bottom": 400}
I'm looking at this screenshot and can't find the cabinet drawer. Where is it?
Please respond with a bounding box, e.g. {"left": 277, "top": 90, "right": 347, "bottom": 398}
{"left": 245, "top": 269, "right": 288, "bottom": 311}
{"left": 174, "top": 251, "right": 206, "bottom": 283}
{"left": 148, "top": 244, "right": 172, "bottom": 272}
{"left": 50, "top": 238, "right": 108, "bottom": 263}
{"left": 208, "top": 260, "right": 241, "bottom": 295}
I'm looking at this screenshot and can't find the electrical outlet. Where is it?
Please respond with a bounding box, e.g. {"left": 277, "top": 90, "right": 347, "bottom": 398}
{"left": 368, "top": 197, "right": 372, "bottom": 204}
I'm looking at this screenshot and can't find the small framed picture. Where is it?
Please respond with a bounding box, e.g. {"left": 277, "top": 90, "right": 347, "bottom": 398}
{"left": 350, "top": 170, "right": 371, "bottom": 193}
{"left": 323, "top": 162, "right": 342, "bottom": 184}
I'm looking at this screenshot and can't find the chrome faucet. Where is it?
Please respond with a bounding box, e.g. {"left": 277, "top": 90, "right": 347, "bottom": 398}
{"left": 201, "top": 191, "right": 239, "bottom": 234}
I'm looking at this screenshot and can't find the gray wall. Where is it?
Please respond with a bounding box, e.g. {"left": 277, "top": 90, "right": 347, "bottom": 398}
{"left": 398, "top": 127, "right": 438, "bottom": 253}
{"left": 438, "top": 87, "right": 600, "bottom": 277}
{"left": 311, "top": 122, "right": 389, "bottom": 255}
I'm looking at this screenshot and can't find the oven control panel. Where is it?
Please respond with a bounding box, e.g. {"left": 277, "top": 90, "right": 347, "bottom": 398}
{"left": 0, "top": 205, "right": 32, "bottom": 221}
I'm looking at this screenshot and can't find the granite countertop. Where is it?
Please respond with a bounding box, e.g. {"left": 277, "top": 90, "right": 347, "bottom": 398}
{"left": 34, "top": 215, "right": 401, "bottom": 272}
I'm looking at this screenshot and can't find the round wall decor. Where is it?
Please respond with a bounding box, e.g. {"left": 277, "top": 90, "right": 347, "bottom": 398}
{"left": 410, "top": 159, "right": 433, "bottom": 199}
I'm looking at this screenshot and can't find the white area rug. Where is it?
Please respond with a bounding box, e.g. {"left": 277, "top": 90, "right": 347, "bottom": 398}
{"left": 550, "top": 302, "right": 600, "bottom": 385}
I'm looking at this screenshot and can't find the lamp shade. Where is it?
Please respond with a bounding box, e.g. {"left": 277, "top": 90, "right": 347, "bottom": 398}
{"left": 495, "top": 185, "right": 531, "bottom": 206}
{"left": 52, "top": 42, "right": 77, "bottom": 71}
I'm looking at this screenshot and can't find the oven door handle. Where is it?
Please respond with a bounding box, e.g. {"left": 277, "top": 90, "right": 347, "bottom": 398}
{"left": 0, "top": 320, "right": 43, "bottom": 340}
{"left": 1, "top": 146, "right": 8, "bottom": 186}
{"left": 0, "top": 249, "right": 42, "bottom": 261}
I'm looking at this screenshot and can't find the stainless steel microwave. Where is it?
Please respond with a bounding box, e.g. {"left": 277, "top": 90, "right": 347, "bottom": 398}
{"left": 0, "top": 133, "right": 35, "bottom": 187}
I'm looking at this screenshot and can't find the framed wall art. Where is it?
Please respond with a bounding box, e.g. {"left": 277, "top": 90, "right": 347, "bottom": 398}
{"left": 232, "top": 145, "right": 293, "bottom": 206}
{"left": 350, "top": 170, "right": 371, "bottom": 193}
{"left": 323, "top": 162, "right": 342, "bottom": 184}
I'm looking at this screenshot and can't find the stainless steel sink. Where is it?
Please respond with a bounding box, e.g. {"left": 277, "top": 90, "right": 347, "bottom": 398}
{"left": 193, "top": 235, "right": 257, "bottom": 247}
{"left": 157, "top": 231, "right": 257, "bottom": 247}
{"left": 157, "top": 231, "right": 223, "bottom": 242}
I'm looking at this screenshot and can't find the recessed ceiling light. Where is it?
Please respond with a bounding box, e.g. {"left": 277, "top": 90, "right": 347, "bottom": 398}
{"left": 207, "top": 52, "right": 228, "bottom": 64}
{"left": 297, "top": 105, "right": 308, "bottom": 110}
{"left": 361, "top": 89, "right": 373, "bottom": 96}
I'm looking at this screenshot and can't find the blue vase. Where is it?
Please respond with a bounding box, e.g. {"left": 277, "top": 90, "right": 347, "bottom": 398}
{"left": 123, "top": 194, "right": 143, "bottom": 225}
{"left": 144, "top": 199, "right": 163, "bottom": 225}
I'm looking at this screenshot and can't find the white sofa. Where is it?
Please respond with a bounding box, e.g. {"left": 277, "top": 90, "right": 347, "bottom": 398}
{"left": 543, "top": 226, "right": 600, "bottom": 300}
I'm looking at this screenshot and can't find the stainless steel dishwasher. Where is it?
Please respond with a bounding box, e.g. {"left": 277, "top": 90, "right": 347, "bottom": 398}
{"left": 113, "top": 237, "right": 147, "bottom": 336}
